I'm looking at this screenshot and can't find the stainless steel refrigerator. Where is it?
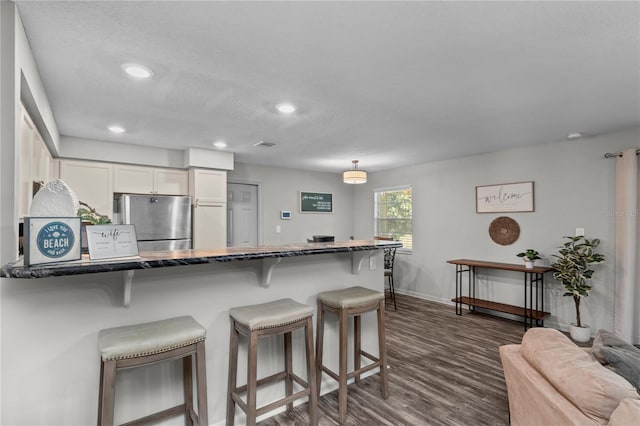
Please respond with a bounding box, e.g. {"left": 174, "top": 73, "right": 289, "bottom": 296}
{"left": 117, "top": 194, "right": 192, "bottom": 251}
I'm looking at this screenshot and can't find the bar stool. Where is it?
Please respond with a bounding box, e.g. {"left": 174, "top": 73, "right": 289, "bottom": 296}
{"left": 316, "top": 286, "right": 388, "bottom": 424}
{"left": 226, "top": 298, "right": 318, "bottom": 426}
{"left": 97, "top": 316, "right": 208, "bottom": 426}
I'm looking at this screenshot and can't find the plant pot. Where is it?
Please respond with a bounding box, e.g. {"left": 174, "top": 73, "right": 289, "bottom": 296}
{"left": 524, "top": 260, "right": 534, "bottom": 269}
{"left": 569, "top": 323, "right": 591, "bottom": 342}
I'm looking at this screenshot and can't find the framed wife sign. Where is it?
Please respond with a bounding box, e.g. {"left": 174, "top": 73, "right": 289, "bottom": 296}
{"left": 85, "top": 224, "right": 139, "bottom": 260}
{"left": 476, "top": 181, "right": 534, "bottom": 213}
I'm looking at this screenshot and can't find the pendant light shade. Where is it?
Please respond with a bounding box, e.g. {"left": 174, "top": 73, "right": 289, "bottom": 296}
{"left": 343, "top": 160, "right": 367, "bottom": 184}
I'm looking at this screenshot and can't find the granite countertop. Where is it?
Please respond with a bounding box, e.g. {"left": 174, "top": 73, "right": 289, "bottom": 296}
{"left": 1, "top": 240, "right": 402, "bottom": 279}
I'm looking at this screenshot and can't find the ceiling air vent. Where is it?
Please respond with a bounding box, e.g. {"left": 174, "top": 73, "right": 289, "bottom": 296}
{"left": 253, "top": 140, "right": 277, "bottom": 148}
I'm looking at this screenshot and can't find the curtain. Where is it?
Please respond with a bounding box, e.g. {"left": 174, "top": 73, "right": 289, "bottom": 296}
{"left": 614, "top": 148, "right": 640, "bottom": 344}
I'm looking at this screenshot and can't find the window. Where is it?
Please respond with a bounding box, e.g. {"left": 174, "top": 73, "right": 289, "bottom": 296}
{"left": 374, "top": 186, "right": 412, "bottom": 252}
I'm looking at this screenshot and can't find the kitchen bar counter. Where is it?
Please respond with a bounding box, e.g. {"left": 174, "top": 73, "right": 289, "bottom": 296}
{"left": 1, "top": 239, "right": 401, "bottom": 279}
{"left": 1, "top": 240, "right": 394, "bottom": 424}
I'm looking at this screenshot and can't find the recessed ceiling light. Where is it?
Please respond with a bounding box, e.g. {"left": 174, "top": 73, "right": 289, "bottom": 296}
{"left": 121, "top": 63, "right": 153, "bottom": 79}
{"left": 276, "top": 102, "right": 296, "bottom": 114}
{"left": 213, "top": 140, "right": 227, "bottom": 148}
{"left": 567, "top": 132, "right": 583, "bottom": 140}
{"left": 108, "top": 125, "right": 125, "bottom": 134}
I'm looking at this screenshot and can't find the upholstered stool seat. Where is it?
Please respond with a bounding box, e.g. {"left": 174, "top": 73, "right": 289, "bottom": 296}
{"left": 97, "top": 316, "right": 208, "bottom": 426}
{"left": 227, "top": 298, "right": 318, "bottom": 426}
{"left": 316, "top": 286, "right": 388, "bottom": 424}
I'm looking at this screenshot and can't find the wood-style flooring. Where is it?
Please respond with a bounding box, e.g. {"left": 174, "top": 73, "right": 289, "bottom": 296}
{"left": 260, "top": 294, "right": 525, "bottom": 425}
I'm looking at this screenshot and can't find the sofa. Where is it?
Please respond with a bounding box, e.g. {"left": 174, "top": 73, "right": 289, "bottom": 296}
{"left": 500, "top": 328, "right": 640, "bottom": 425}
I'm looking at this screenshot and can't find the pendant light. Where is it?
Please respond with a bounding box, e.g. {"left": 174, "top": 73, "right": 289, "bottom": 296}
{"left": 343, "top": 160, "right": 367, "bottom": 184}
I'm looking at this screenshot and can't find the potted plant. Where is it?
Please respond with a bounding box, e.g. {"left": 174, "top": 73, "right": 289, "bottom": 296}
{"left": 516, "top": 249, "right": 541, "bottom": 269}
{"left": 551, "top": 236, "right": 605, "bottom": 342}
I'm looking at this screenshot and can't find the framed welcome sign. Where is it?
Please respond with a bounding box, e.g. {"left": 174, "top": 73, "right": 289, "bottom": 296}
{"left": 476, "top": 181, "right": 535, "bottom": 213}
{"left": 24, "top": 217, "right": 82, "bottom": 266}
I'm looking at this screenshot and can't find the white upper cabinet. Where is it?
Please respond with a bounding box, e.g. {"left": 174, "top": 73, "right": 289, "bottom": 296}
{"left": 18, "top": 108, "right": 53, "bottom": 218}
{"left": 189, "top": 168, "right": 226, "bottom": 202}
{"left": 58, "top": 160, "right": 114, "bottom": 217}
{"left": 114, "top": 164, "right": 188, "bottom": 195}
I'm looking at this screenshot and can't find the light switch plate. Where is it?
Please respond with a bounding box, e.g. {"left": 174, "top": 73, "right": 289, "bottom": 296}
{"left": 369, "top": 256, "right": 376, "bottom": 270}
{"left": 575, "top": 227, "right": 585, "bottom": 236}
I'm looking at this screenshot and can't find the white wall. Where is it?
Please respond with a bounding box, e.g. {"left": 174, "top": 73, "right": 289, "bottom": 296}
{"left": 353, "top": 127, "right": 639, "bottom": 333}
{"left": 229, "top": 163, "right": 355, "bottom": 245}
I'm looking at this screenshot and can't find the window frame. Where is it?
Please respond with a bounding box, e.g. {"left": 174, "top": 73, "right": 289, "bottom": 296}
{"left": 373, "top": 184, "right": 413, "bottom": 254}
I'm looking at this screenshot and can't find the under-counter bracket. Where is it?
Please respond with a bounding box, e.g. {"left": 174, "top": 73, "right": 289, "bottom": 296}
{"left": 122, "top": 270, "right": 135, "bottom": 307}
{"left": 258, "top": 258, "right": 282, "bottom": 287}
{"left": 351, "top": 251, "right": 375, "bottom": 274}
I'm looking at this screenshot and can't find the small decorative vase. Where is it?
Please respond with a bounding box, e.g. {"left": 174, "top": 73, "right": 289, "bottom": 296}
{"left": 524, "top": 260, "right": 534, "bottom": 269}
{"left": 569, "top": 323, "right": 591, "bottom": 342}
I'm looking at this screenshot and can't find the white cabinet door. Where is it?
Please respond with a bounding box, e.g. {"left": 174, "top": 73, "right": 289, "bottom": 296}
{"left": 154, "top": 169, "right": 188, "bottom": 195}
{"left": 113, "top": 165, "right": 154, "bottom": 194}
{"left": 18, "top": 112, "right": 34, "bottom": 218}
{"left": 32, "top": 132, "right": 52, "bottom": 185}
{"left": 114, "top": 165, "right": 188, "bottom": 195}
{"left": 189, "top": 169, "right": 226, "bottom": 202}
{"left": 192, "top": 202, "right": 226, "bottom": 249}
{"left": 59, "top": 160, "right": 114, "bottom": 218}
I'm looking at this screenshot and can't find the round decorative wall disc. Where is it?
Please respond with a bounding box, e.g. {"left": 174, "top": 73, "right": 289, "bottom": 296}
{"left": 488, "top": 216, "right": 520, "bottom": 246}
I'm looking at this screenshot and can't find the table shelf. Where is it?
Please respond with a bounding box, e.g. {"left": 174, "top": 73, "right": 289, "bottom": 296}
{"left": 451, "top": 296, "right": 550, "bottom": 321}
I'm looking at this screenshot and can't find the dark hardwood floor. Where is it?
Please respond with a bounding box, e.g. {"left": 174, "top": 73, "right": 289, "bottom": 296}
{"left": 260, "top": 294, "right": 525, "bottom": 425}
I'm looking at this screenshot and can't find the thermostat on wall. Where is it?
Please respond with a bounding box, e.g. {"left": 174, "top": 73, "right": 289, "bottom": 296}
{"left": 281, "top": 211, "right": 292, "bottom": 220}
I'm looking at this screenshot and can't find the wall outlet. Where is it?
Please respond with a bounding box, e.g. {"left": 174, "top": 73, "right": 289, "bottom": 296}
{"left": 575, "top": 227, "right": 585, "bottom": 237}
{"left": 369, "top": 256, "right": 376, "bottom": 270}
{"left": 276, "top": 225, "right": 281, "bottom": 233}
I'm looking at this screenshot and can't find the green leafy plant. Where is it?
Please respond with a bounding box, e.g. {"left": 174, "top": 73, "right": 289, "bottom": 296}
{"left": 516, "top": 249, "right": 541, "bottom": 261}
{"left": 77, "top": 201, "right": 111, "bottom": 225}
{"left": 551, "top": 236, "right": 605, "bottom": 327}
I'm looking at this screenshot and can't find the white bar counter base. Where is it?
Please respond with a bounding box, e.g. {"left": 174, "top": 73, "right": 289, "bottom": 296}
{"left": 0, "top": 240, "right": 399, "bottom": 425}
{"left": 2, "top": 240, "right": 400, "bottom": 307}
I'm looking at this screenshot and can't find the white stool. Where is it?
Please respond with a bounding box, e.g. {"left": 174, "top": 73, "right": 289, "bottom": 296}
{"left": 97, "top": 316, "right": 208, "bottom": 426}
{"left": 226, "top": 298, "right": 318, "bottom": 426}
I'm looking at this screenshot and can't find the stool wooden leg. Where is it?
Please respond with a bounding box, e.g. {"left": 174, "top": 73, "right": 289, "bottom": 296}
{"left": 246, "top": 330, "right": 258, "bottom": 426}
{"left": 98, "top": 359, "right": 116, "bottom": 426}
{"left": 183, "top": 355, "right": 194, "bottom": 426}
{"left": 284, "top": 331, "right": 293, "bottom": 413}
{"left": 354, "top": 314, "right": 361, "bottom": 384}
{"left": 304, "top": 317, "right": 318, "bottom": 426}
{"left": 195, "top": 341, "right": 209, "bottom": 426}
{"left": 315, "top": 302, "right": 325, "bottom": 398}
{"left": 226, "top": 322, "right": 239, "bottom": 426}
{"left": 338, "top": 308, "right": 348, "bottom": 424}
{"left": 377, "top": 300, "right": 389, "bottom": 400}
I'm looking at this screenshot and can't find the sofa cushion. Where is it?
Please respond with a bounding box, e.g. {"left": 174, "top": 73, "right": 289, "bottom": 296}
{"left": 591, "top": 329, "right": 638, "bottom": 364}
{"left": 608, "top": 398, "right": 640, "bottom": 426}
{"left": 600, "top": 346, "right": 640, "bottom": 393}
{"left": 521, "top": 328, "right": 640, "bottom": 423}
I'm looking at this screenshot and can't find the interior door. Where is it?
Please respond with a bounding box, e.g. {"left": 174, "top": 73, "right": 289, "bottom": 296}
{"left": 227, "top": 183, "right": 258, "bottom": 247}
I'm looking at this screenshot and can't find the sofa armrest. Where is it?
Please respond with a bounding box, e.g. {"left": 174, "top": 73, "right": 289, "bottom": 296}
{"left": 499, "top": 344, "right": 598, "bottom": 426}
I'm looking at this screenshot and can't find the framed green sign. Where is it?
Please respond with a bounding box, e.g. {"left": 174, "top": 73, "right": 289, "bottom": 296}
{"left": 300, "top": 191, "right": 333, "bottom": 213}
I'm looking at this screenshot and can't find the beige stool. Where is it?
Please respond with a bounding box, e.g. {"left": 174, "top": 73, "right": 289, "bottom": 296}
{"left": 316, "top": 286, "right": 388, "bottom": 424}
{"left": 226, "top": 298, "right": 318, "bottom": 426}
{"left": 97, "top": 316, "right": 208, "bottom": 426}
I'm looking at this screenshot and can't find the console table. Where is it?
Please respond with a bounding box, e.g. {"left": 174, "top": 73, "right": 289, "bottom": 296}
{"left": 447, "top": 259, "right": 553, "bottom": 329}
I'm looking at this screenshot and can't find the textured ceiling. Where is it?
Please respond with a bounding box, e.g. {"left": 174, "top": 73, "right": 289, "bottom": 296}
{"left": 15, "top": 1, "right": 640, "bottom": 173}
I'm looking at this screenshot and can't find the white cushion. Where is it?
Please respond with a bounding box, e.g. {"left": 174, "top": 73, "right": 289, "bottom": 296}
{"left": 98, "top": 316, "right": 205, "bottom": 361}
